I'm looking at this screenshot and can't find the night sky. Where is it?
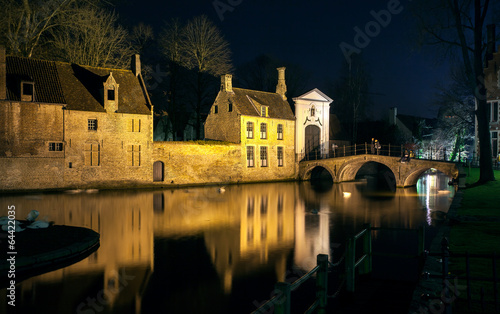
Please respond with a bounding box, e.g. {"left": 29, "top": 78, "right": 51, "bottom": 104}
{"left": 118, "top": 0, "right": 453, "bottom": 119}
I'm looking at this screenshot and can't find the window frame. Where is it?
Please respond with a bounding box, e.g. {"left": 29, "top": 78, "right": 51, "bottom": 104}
{"left": 246, "top": 146, "right": 255, "bottom": 167}
{"left": 88, "top": 119, "right": 98, "bottom": 131}
{"left": 48, "top": 142, "right": 63, "bottom": 151}
{"left": 260, "top": 146, "right": 268, "bottom": 167}
{"left": 277, "top": 146, "right": 283, "bottom": 167}
{"left": 246, "top": 122, "right": 254, "bottom": 139}
{"left": 260, "top": 123, "right": 267, "bottom": 139}
{"left": 277, "top": 124, "right": 283, "bottom": 140}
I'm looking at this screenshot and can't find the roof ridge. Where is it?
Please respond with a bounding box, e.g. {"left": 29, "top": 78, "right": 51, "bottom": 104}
{"left": 233, "top": 87, "right": 280, "bottom": 96}
{"left": 6, "top": 55, "right": 130, "bottom": 72}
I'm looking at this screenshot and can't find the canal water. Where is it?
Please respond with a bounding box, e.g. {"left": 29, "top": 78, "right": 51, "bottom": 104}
{"left": 0, "top": 171, "right": 455, "bottom": 314}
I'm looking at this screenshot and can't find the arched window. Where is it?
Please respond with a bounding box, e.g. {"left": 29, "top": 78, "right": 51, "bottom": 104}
{"left": 310, "top": 105, "right": 316, "bottom": 117}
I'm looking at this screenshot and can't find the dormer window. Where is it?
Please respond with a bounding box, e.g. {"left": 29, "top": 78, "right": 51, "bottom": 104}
{"left": 261, "top": 106, "right": 268, "bottom": 117}
{"left": 21, "top": 81, "right": 35, "bottom": 102}
{"left": 103, "top": 72, "right": 119, "bottom": 113}
{"left": 108, "top": 89, "right": 115, "bottom": 101}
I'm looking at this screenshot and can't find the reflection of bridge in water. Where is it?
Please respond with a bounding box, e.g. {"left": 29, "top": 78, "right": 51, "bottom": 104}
{"left": 299, "top": 144, "right": 461, "bottom": 188}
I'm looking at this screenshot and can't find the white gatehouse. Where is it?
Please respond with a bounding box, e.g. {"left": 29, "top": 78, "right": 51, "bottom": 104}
{"left": 294, "top": 88, "right": 333, "bottom": 159}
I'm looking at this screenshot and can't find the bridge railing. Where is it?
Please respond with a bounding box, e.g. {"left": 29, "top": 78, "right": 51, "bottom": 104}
{"left": 324, "top": 143, "right": 453, "bottom": 162}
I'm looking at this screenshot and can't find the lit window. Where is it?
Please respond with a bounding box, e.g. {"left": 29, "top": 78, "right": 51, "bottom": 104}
{"left": 277, "top": 147, "right": 283, "bottom": 167}
{"left": 260, "top": 146, "right": 268, "bottom": 167}
{"left": 247, "top": 122, "right": 254, "bottom": 139}
{"left": 247, "top": 146, "right": 254, "bottom": 167}
{"left": 48, "top": 142, "right": 63, "bottom": 151}
{"left": 260, "top": 123, "right": 267, "bottom": 139}
{"left": 88, "top": 119, "right": 97, "bottom": 131}
{"left": 277, "top": 124, "right": 283, "bottom": 140}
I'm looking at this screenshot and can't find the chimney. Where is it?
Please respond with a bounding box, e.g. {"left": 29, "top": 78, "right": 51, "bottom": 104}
{"left": 131, "top": 54, "right": 141, "bottom": 77}
{"left": 221, "top": 74, "right": 233, "bottom": 93}
{"left": 389, "top": 107, "right": 397, "bottom": 126}
{"left": 486, "top": 24, "right": 496, "bottom": 62}
{"left": 276, "top": 67, "right": 287, "bottom": 101}
{"left": 0, "top": 46, "right": 6, "bottom": 100}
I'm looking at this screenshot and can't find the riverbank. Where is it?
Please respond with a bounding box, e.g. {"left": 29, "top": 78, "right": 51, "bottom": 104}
{"left": 408, "top": 168, "right": 500, "bottom": 313}
{"left": 0, "top": 225, "right": 99, "bottom": 287}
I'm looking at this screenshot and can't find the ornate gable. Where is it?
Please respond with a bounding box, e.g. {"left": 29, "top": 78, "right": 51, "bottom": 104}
{"left": 103, "top": 72, "right": 119, "bottom": 113}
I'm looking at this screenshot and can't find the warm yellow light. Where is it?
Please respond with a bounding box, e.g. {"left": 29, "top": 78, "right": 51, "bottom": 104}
{"left": 343, "top": 192, "right": 351, "bottom": 198}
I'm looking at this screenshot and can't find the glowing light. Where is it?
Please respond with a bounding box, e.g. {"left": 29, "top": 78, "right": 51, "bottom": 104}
{"left": 343, "top": 192, "right": 351, "bottom": 198}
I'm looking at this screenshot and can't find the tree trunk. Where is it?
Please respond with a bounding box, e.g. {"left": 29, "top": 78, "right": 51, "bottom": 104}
{"left": 474, "top": 0, "right": 495, "bottom": 183}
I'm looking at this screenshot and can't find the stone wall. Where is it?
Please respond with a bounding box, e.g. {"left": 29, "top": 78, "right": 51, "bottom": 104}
{"left": 0, "top": 101, "right": 64, "bottom": 157}
{"left": 0, "top": 157, "right": 65, "bottom": 190}
{"left": 204, "top": 92, "right": 241, "bottom": 143}
{"left": 63, "top": 109, "right": 153, "bottom": 188}
{"left": 152, "top": 141, "right": 297, "bottom": 186}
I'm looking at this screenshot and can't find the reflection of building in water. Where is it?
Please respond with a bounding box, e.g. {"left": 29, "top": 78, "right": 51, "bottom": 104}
{"left": 0, "top": 192, "right": 154, "bottom": 313}
{"left": 294, "top": 184, "right": 331, "bottom": 271}
{"left": 152, "top": 183, "right": 295, "bottom": 293}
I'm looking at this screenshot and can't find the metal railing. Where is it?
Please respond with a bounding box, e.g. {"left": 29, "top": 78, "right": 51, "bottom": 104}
{"left": 300, "top": 143, "right": 454, "bottom": 162}
{"left": 424, "top": 237, "right": 499, "bottom": 313}
{"left": 251, "top": 254, "right": 329, "bottom": 314}
{"left": 345, "top": 224, "right": 426, "bottom": 293}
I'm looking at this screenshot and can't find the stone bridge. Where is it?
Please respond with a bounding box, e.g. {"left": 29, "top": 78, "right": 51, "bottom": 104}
{"left": 299, "top": 154, "right": 460, "bottom": 188}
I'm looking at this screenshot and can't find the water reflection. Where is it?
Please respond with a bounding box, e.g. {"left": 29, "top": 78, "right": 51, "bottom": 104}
{"left": 0, "top": 173, "right": 454, "bottom": 314}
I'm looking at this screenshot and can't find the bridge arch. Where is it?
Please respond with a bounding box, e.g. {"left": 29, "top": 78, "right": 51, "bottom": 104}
{"left": 302, "top": 164, "right": 335, "bottom": 182}
{"left": 402, "top": 165, "right": 458, "bottom": 187}
{"left": 299, "top": 154, "right": 460, "bottom": 188}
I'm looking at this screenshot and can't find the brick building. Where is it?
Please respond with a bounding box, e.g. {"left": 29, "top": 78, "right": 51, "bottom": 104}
{"left": 204, "top": 68, "right": 297, "bottom": 181}
{"left": 0, "top": 47, "right": 154, "bottom": 190}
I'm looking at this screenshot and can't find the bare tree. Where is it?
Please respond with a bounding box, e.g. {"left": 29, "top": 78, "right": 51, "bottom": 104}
{"left": 159, "top": 18, "right": 187, "bottom": 140}
{"left": 0, "top": 0, "right": 106, "bottom": 58}
{"left": 412, "top": 0, "right": 498, "bottom": 183}
{"left": 332, "top": 54, "right": 371, "bottom": 143}
{"left": 180, "top": 15, "right": 233, "bottom": 139}
{"left": 434, "top": 64, "right": 476, "bottom": 161}
{"left": 130, "top": 23, "right": 154, "bottom": 55}
{"left": 50, "top": 6, "right": 131, "bottom": 68}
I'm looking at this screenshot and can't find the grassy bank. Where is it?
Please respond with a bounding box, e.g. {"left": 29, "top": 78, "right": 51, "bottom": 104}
{"left": 448, "top": 168, "right": 500, "bottom": 313}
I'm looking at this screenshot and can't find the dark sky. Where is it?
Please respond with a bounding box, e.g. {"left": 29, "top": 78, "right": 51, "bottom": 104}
{"left": 118, "top": 0, "right": 453, "bottom": 119}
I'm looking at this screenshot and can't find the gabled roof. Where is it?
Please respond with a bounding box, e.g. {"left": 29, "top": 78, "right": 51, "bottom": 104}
{"left": 294, "top": 88, "right": 333, "bottom": 103}
{"left": 5, "top": 55, "right": 151, "bottom": 114}
{"left": 220, "top": 87, "right": 295, "bottom": 120}
{"left": 6, "top": 56, "right": 65, "bottom": 104}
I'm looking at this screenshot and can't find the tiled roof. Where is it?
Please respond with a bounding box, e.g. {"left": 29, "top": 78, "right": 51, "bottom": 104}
{"left": 5, "top": 56, "right": 151, "bottom": 115}
{"left": 223, "top": 87, "right": 294, "bottom": 120}
{"left": 6, "top": 56, "right": 65, "bottom": 104}
{"left": 56, "top": 63, "right": 150, "bottom": 114}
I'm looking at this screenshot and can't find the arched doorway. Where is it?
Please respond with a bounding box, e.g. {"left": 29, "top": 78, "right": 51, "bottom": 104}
{"left": 153, "top": 161, "right": 164, "bottom": 182}
{"left": 305, "top": 125, "right": 321, "bottom": 159}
